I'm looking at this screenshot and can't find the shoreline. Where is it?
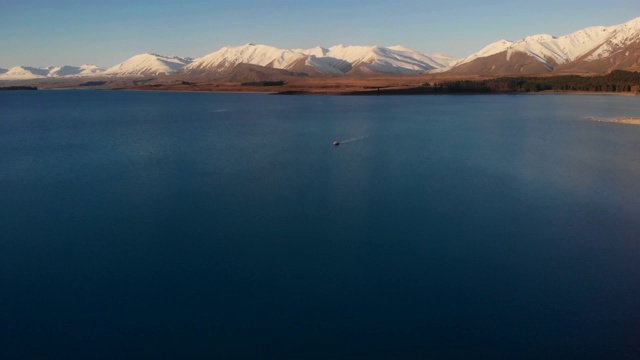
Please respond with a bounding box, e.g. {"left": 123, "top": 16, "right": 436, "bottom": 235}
{"left": 5, "top": 70, "right": 640, "bottom": 96}
{"left": 587, "top": 117, "right": 640, "bottom": 125}
{"left": 611, "top": 118, "right": 640, "bottom": 125}
{"left": 3, "top": 76, "right": 639, "bottom": 97}
{"left": 29, "top": 86, "right": 640, "bottom": 97}
{"left": 6, "top": 82, "right": 638, "bottom": 97}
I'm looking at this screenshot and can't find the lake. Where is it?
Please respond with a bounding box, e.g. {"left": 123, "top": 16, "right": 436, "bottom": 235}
{"left": 1, "top": 91, "right": 640, "bottom": 359}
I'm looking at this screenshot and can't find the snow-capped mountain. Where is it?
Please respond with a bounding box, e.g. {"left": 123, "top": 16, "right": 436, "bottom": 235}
{"left": 180, "top": 44, "right": 310, "bottom": 75}
{"left": 3, "top": 16, "right": 640, "bottom": 82}
{"left": 579, "top": 17, "right": 640, "bottom": 62}
{"left": 48, "top": 64, "right": 105, "bottom": 77}
{"left": 0, "top": 55, "right": 190, "bottom": 80}
{"left": 104, "top": 53, "right": 192, "bottom": 76}
{"left": 388, "top": 45, "right": 459, "bottom": 69}
{"left": 180, "top": 43, "right": 355, "bottom": 75}
{"left": 453, "top": 40, "right": 514, "bottom": 68}
{"left": 0, "top": 66, "right": 51, "bottom": 80}
{"left": 295, "top": 44, "right": 458, "bottom": 74}
{"left": 76, "top": 64, "right": 104, "bottom": 76}
{"left": 48, "top": 65, "right": 85, "bottom": 77}
{"left": 0, "top": 64, "right": 106, "bottom": 80}
{"left": 449, "top": 17, "right": 640, "bottom": 74}
{"left": 181, "top": 43, "right": 458, "bottom": 76}
{"left": 305, "top": 55, "right": 353, "bottom": 74}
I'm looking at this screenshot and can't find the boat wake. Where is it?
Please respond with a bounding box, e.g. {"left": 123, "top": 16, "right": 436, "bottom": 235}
{"left": 339, "top": 135, "right": 370, "bottom": 144}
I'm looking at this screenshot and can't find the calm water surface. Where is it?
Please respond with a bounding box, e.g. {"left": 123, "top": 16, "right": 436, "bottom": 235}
{"left": 1, "top": 91, "right": 640, "bottom": 359}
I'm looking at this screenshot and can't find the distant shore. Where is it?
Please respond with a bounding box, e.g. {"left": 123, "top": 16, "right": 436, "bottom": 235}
{"left": 0, "top": 86, "right": 38, "bottom": 91}
{"left": 612, "top": 118, "right": 640, "bottom": 125}
{"left": 587, "top": 117, "right": 640, "bottom": 125}
{"left": 607, "top": 118, "right": 640, "bottom": 125}
{"left": 2, "top": 70, "right": 640, "bottom": 97}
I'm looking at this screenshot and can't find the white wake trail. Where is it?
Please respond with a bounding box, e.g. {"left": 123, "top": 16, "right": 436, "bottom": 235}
{"left": 339, "top": 135, "right": 370, "bottom": 144}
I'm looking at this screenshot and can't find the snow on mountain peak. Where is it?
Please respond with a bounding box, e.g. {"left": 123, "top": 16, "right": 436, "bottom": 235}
{"left": 388, "top": 45, "right": 413, "bottom": 52}
{"left": 584, "top": 17, "right": 640, "bottom": 61}
{"left": 456, "top": 39, "right": 514, "bottom": 66}
{"left": 382, "top": 45, "right": 460, "bottom": 70}
{"left": 48, "top": 65, "right": 82, "bottom": 77}
{"left": 104, "top": 53, "right": 192, "bottom": 76}
{"left": 2, "top": 16, "right": 640, "bottom": 81}
{"left": 517, "top": 34, "right": 557, "bottom": 44}
{"left": 294, "top": 44, "right": 460, "bottom": 74}
{"left": 325, "top": 45, "right": 378, "bottom": 66}
{"left": 0, "top": 64, "right": 108, "bottom": 79}
{"left": 180, "top": 43, "right": 459, "bottom": 75}
{"left": 455, "top": 16, "right": 640, "bottom": 70}
{"left": 621, "top": 16, "right": 640, "bottom": 28}
{"left": 181, "top": 43, "right": 308, "bottom": 74}
{"left": 77, "top": 64, "right": 105, "bottom": 76}
{"left": 0, "top": 66, "right": 50, "bottom": 80}
{"left": 294, "top": 46, "right": 329, "bottom": 58}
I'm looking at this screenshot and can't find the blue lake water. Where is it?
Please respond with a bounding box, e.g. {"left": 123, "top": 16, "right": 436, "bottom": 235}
{"left": 1, "top": 90, "right": 640, "bottom": 359}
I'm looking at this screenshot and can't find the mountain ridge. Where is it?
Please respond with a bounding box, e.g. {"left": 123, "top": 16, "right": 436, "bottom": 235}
{"left": 0, "top": 64, "right": 105, "bottom": 80}
{"left": 179, "top": 43, "right": 454, "bottom": 76}
{"left": 103, "top": 53, "right": 193, "bottom": 76}
{"left": 448, "top": 16, "right": 640, "bottom": 74}
{"left": 2, "top": 16, "right": 640, "bottom": 81}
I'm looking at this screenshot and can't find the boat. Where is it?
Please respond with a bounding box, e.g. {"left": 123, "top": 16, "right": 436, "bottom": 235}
{"left": 332, "top": 140, "right": 340, "bottom": 146}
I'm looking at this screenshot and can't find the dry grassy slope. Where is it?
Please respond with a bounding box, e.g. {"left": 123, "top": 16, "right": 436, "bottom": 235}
{"left": 445, "top": 52, "right": 555, "bottom": 75}
{"left": 218, "top": 63, "right": 310, "bottom": 82}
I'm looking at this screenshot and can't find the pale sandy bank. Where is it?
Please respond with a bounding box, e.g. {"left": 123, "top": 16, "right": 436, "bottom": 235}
{"left": 587, "top": 117, "right": 640, "bottom": 125}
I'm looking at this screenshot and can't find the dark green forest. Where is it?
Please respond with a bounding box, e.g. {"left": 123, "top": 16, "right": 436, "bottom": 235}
{"left": 434, "top": 70, "right": 640, "bottom": 93}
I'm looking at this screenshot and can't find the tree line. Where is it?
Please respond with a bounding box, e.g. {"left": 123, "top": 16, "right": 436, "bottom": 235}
{"left": 432, "top": 70, "right": 640, "bottom": 93}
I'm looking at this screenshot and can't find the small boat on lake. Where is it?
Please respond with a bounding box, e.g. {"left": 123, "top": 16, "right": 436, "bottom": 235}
{"left": 332, "top": 140, "right": 340, "bottom": 146}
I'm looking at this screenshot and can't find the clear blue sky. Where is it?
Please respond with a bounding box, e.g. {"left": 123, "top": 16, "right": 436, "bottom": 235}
{"left": 1, "top": 0, "right": 639, "bottom": 68}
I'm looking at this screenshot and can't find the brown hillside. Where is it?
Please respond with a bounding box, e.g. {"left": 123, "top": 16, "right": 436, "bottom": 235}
{"left": 219, "top": 63, "right": 310, "bottom": 83}
{"left": 446, "top": 52, "right": 555, "bottom": 75}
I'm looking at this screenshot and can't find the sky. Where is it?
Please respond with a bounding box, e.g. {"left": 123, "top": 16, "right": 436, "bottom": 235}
{"left": 1, "top": 0, "right": 639, "bottom": 68}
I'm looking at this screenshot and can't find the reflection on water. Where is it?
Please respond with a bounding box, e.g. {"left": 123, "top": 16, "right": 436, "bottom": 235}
{"left": 1, "top": 91, "right": 640, "bottom": 359}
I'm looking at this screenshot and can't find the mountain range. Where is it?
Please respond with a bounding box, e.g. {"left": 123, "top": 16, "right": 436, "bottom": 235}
{"left": 450, "top": 17, "right": 640, "bottom": 74}
{"left": 0, "top": 64, "right": 103, "bottom": 80}
{"left": 2, "top": 17, "right": 640, "bottom": 81}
